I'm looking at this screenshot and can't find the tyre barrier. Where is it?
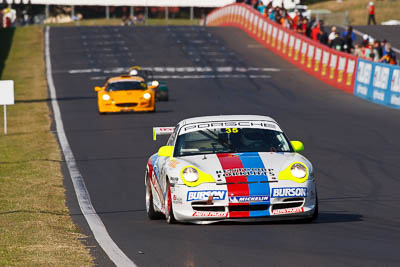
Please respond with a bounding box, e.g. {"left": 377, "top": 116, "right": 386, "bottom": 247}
{"left": 204, "top": 3, "right": 400, "bottom": 109}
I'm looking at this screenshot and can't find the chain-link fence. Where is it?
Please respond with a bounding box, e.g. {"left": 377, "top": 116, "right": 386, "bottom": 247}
{"left": 315, "top": 11, "right": 349, "bottom": 26}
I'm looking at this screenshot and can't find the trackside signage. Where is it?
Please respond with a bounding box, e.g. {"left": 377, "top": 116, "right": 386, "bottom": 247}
{"left": 354, "top": 59, "right": 400, "bottom": 109}
{"left": 0, "top": 80, "right": 14, "bottom": 105}
{"left": 0, "top": 80, "right": 14, "bottom": 134}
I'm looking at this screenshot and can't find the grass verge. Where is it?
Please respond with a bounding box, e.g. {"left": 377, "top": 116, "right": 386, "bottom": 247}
{"left": 0, "top": 26, "right": 93, "bottom": 266}
{"left": 309, "top": 0, "right": 400, "bottom": 25}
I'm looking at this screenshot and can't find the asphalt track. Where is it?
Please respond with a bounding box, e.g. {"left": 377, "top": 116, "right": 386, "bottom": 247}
{"left": 49, "top": 26, "right": 400, "bottom": 267}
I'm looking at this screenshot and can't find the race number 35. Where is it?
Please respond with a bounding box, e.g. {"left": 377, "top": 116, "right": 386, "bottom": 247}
{"left": 225, "top": 128, "right": 238, "bottom": 133}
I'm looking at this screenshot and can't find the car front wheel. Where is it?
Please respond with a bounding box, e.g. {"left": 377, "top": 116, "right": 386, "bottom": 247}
{"left": 165, "top": 179, "right": 177, "bottom": 224}
{"left": 145, "top": 172, "right": 161, "bottom": 220}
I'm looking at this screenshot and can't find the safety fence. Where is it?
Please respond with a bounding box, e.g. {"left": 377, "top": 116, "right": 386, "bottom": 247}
{"left": 205, "top": 3, "right": 400, "bottom": 109}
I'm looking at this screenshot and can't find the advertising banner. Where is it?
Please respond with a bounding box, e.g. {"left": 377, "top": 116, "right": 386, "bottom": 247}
{"left": 354, "top": 58, "right": 400, "bottom": 109}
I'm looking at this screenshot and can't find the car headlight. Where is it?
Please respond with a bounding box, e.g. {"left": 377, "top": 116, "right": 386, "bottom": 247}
{"left": 143, "top": 93, "right": 151, "bottom": 100}
{"left": 290, "top": 163, "right": 307, "bottom": 178}
{"left": 182, "top": 167, "right": 199, "bottom": 182}
{"left": 102, "top": 94, "right": 110, "bottom": 101}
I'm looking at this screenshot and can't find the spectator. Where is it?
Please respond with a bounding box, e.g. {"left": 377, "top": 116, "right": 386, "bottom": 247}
{"left": 318, "top": 26, "right": 329, "bottom": 45}
{"left": 373, "top": 39, "right": 383, "bottom": 59}
{"left": 306, "top": 16, "right": 315, "bottom": 38}
{"left": 369, "top": 39, "right": 380, "bottom": 62}
{"left": 292, "top": 9, "right": 300, "bottom": 30}
{"left": 268, "top": 8, "right": 275, "bottom": 21}
{"left": 328, "top": 26, "right": 337, "bottom": 47}
{"left": 274, "top": 7, "right": 282, "bottom": 24}
{"left": 367, "top": 2, "right": 376, "bottom": 25}
{"left": 257, "top": 1, "right": 266, "bottom": 15}
{"left": 121, "top": 15, "right": 128, "bottom": 26}
{"left": 311, "top": 21, "right": 320, "bottom": 41}
{"left": 331, "top": 32, "right": 345, "bottom": 52}
{"left": 342, "top": 26, "right": 355, "bottom": 53}
{"left": 299, "top": 17, "right": 308, "bottom": 35}
{"left": 353, "top": 44, "right": 363, "bottom": 57}
{"left": 361, "top": 34, "right": 370, "bottom": 48}
{"left": 381, "top": 39, "right": 388, "bottom": 56}
{"left": 379, "top": 43, "right": 397, "bottom": 65}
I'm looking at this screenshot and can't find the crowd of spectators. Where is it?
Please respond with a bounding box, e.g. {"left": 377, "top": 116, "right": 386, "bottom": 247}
{"left": 241, "top": 0, "right": 398, "bottom": 65}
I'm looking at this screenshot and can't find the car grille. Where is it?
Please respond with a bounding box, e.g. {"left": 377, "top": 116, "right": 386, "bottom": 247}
{"left": 271, "top": 198, "right": 304, "bottom": 211}
{"left": 115, "top": 103, "right": 137, "bottom": 107}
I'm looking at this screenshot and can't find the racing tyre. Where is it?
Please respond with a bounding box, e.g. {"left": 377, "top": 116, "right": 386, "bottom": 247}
{"left": 145, "top": 173, "right": 162, "bottom": 220}
{"left": 165, "top": 179, "right": 177, "bottom": 224}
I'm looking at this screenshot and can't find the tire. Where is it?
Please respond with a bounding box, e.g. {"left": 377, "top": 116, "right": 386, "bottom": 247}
{"left": 145, "top": 172, "right": 161, "bottom": 220}
{"left": 165, "top": 179, "right": 177, "bottom": 224}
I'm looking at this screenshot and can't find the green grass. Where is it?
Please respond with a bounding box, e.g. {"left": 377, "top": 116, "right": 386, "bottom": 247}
{"left": 0, "top": 26, "right": 93, "bottom": 266}
{"left": 309, "top": 0, "right": 400, "bottom": 25}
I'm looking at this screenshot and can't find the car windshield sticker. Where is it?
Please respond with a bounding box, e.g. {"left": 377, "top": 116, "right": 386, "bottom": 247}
{"left": 179, "top": 121, "right": 281, "bottom": 135}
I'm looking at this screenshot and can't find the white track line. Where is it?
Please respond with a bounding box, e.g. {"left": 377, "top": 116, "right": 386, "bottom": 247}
{"left": 68, "top": 66, "right": 281, "bottom": 74}
{"left": 90, "top": 74, "right": 272, "bottom": 80}
{"left": 45, "top": 26, "right": 136, "bottom": 267}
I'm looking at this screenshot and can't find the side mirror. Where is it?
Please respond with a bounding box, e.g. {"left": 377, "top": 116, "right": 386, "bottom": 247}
{"left": 158, "top": 146, "right": 173, "bottom": 157}
{"left": 148, "top": 80, "right": 159, "bottom": 89}
{"left": 291, "top": 141, "right": 304, "bottom": 152}
{"left": 94, "top": 86, "right": 103, "bottom": 92}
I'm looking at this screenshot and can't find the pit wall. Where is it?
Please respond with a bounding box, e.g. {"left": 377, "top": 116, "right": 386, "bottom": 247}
{"left": 205, "top": 3, "right": 400, "bottom": 109}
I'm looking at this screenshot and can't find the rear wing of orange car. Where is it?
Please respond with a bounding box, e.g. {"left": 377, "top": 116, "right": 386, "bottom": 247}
{"left": 153, "top": 127, "right": 175, "bottom": 141}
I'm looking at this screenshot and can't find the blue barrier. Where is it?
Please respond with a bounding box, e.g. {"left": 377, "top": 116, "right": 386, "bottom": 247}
{"left": 354, "top": 58, "right": 400, "bottom": 109}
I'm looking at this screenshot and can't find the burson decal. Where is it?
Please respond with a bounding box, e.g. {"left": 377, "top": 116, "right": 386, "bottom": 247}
{"left": 271, "top": 187, "right": 307, "bottom": 198}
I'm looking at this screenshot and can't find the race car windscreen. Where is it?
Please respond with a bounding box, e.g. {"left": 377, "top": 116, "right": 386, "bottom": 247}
{"left": 174, "top": 127, "right": 293, "bottom": 157}
{"left": 106, "top": 81, "right": 147, "bottom": 91}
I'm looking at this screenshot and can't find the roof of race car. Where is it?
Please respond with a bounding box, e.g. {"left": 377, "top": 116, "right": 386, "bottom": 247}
{"left": 179, "top": 115, "right": 277, "bottom": 126}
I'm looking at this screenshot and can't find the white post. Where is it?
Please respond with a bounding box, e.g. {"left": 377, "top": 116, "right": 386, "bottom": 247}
{"left": 4, "top": 105, "right": 7, "bottom": 135}
{"left": 45, "top": 4, "right": 50, "bottom": 19}
{"left": 190, "top": 6, "right": 194, "bottom": 20}
{"left": 165, "top": 6, "right": 168, "bottom": 21}
{"left": 106, "top": 6, "right": 110, "bottom": 19}
{"left": 145, "top": 6, "right": 148, "bottom": 25}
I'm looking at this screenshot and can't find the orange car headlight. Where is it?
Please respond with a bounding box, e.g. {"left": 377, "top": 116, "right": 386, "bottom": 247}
{"left": 102, "top": 94, "right": 111, "bottom": 101}
{"left": 143, "top": 93, "right": 151, "bottom": 100}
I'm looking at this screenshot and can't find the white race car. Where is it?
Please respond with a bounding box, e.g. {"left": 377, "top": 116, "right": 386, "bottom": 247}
{"left": 145, "top": 115, "right": 318, "bottom": 224}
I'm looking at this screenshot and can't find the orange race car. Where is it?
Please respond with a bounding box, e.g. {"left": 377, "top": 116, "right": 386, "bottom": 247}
{"left": 94, "top": 75, "right": 159, "bottom": 114}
